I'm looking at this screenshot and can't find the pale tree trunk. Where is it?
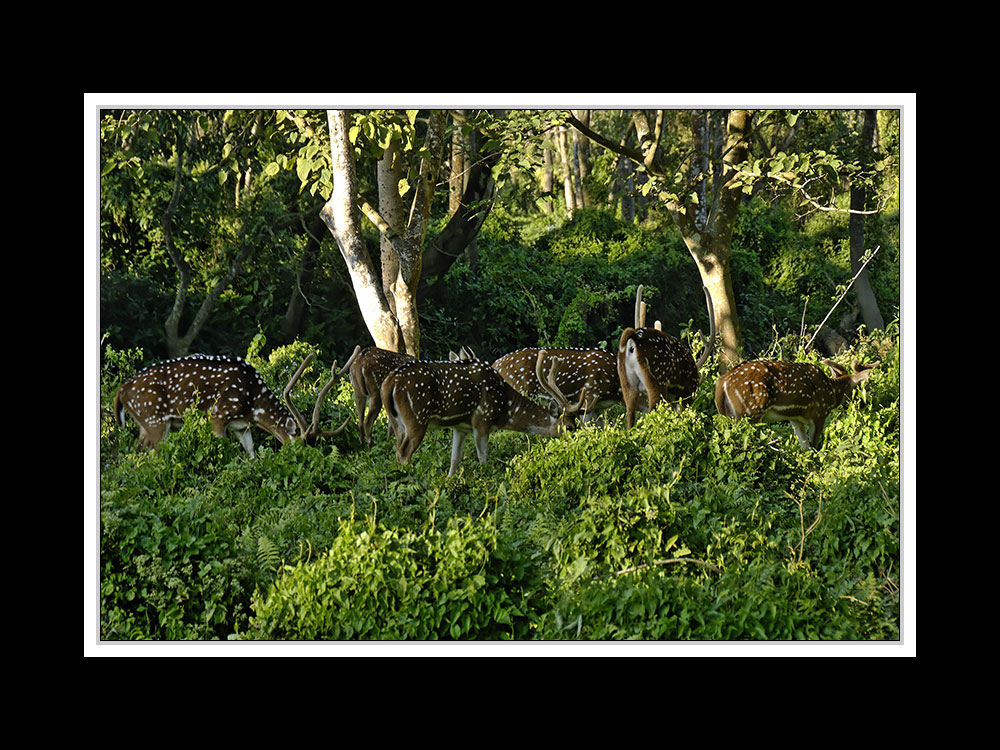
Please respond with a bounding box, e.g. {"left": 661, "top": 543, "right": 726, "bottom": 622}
{"left": 572, "top": 110, "right": 592, "bottom": 208}
{"left": 542, "top": 144, "right": 554, "bottom": 214}
{"left": 632, "top": 108, "right": 751, "bottom": 371}
{"left": 392, "top": 109, "right": 448, "bottom": 358}
{"left": 556, "top": 126, "right": 576, "bottom": 218}
{"left": 378, "top": 136, "right": 405, "bottom": 319}
{"left": 320, "top": 110, "right": 403, "bottom": 352}
{"left": 321, "top": 109, "right": 448, "bottom": 358}
{"left": 449, "top": 110, "right": 467, "bottom": 216}
{"left": 447, "top": 111, "right": 479, "bottom": 272}
{"left": 849, "top": 109, "right": 886, "bottom": 332}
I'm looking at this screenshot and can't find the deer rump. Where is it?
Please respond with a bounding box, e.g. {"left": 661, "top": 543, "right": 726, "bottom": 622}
{"left": 379, "top": 356, "right": 578, "bottom": 476}
{"left": 381, "top": 361, "right": 505, "bottom": 438}
{"left": 618, "top": 328, "right": 700, "bottom": 407}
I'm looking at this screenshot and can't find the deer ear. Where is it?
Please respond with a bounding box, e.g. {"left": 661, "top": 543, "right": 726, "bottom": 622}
{"left": 822, "top": 359, "right": 849, "bottom": 377}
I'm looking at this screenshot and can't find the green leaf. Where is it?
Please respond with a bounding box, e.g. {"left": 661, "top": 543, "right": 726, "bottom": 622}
{"left": 296, "top": 158, "right": 312, "bottom": 183}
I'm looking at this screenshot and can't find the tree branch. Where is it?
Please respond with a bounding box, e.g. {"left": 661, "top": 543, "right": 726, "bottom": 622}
{"left": 563, "top": 110, "right": 648, "bottom": 169}
{"left": 804, "top": 245, "right": 881, "bottom": 352}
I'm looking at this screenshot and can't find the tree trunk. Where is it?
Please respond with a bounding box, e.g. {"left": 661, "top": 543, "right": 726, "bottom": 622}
{"left": 556, "top": 126, "right": 575, "bottom": 218}
{"left": 542, "top": 144, "right": 554, "bottom": 215}
{"left": 572, "top": 110, "right": 592, "bottom": 208}
{"left": 162, "top": 118, "right": 251, "bottom": 358}
{"left": 392, "top": 109, "right": 448, "bottom": 358}
{"left": 377, "top": 135, "right": 405, "bottom": 319}
{"left": 636, "top": 108, "right": 751, "bottom": 371}
{"left": 321, "top": 109, "right": 403, "bottom": 352}
{"left": 849, "top": 109, "right": 886, "bottom": 332}
{"left": 418, "top": 127, "right": 500, "bottom": 295}
{"left": 449, "top": 110, "right": 467, "bottom": 216}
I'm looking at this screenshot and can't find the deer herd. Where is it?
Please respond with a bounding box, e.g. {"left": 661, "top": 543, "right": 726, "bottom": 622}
{"left": 113, "top": 286, "right": 880, "bottom": 472}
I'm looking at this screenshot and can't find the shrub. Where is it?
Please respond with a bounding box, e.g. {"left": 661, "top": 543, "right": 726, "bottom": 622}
{"left": 246, "top": 515, "right": 541, "bottom": 640}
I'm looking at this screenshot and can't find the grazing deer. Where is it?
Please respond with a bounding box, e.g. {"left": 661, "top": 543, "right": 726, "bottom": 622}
{"left": 617, "top": 286, "right": 716, "bottom": 428}
{"left": 714, "top": 359, "right": 879, "bottom": 450}
{"left": 380, "top": 351, "right": 583, "bottom": 475}
{"left": 492, "top": 347, "right": 620, "bottom": 422}
{"left": 113, "top": 353, "right": 349, "bottom": 456}
{"left": 346, "top": 345, "right": 414, "bottom": 448}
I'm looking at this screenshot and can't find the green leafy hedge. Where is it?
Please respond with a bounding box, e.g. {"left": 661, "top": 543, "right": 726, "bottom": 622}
{"left": 99, "top": 202, "right": 901, "bottom": 643}
{"left": 246, "top": 516, "right": 540, "bottom": 640}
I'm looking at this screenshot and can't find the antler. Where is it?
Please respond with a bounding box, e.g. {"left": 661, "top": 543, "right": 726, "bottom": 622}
{"left": 534, "top": 350, "right": 586, "bottom": 415}
{"left": 283, "top": 349, "right": 357, "bottom": 441}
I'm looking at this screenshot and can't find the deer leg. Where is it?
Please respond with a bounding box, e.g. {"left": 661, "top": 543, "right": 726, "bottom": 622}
{"left": 808, "top": 417, "right": 826, "bottom": 450}
{"left": 363, "top": 394, "right": 384, "bottom": 448}
{"left": 139, "top": 419, "right": 168, "bottom": 450}
{"left": 449, "top": 429, "right": 470, "bottom": 476}
{"left": 622, "top": 385, "right": 640, "bottom": 429}
{"left": 787, "top": 419, "right": 819, "bottom": 451}
{"left": 354, "top": 389, "right": 369, "bottom": 447}
{"left": 221, "top": 419, "right": 255, "bottom": 456}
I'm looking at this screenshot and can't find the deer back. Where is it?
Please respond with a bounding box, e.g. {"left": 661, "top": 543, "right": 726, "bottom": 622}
{"left": 114, "top": 353, "right": 349, "bottom": 453}
{"left": 715, "top": 360, "right": 876, "bottom": 421}
{"left": 492, "top": 347, "right": 620, "bottom": 415}
{"left": 113, "top": 355, "right": 299, "bottom": 446}
{"left": 714, "top": 359, "right": 879, "bottom": 449}
{"left": 351, "top": 346, "right": 415, "bottom": 397}
{"left": 381, "top": 359, "right": 509, "bottom": 430}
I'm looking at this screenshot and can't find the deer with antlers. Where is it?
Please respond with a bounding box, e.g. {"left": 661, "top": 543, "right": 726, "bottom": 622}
{"left": 345, "top": 345, "right": 414, "bottom": 448}
{"left": 617, "top": 285, "right": 716, "bottom": 428}
{"left": 112, "top": 353, "right": 349, "bottom": 456}
{"left": 492, "top": 347, "right": 620, "bottom": 423}
{"left": 380, "top": 350, "right": 583, "bottom": 475}
{"left": 714, "top": 358, "right": 879, "bottom": 450}
{"left": 345, "top": 344, "right": 479, "bottom": 449}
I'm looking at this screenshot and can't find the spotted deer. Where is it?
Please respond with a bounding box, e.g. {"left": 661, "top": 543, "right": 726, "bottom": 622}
{"left": 112, "top": 353, "right": 349, "bottom": 456}
{"left": 492, "top": 347, "right": 620, "bottom": 422}
{"left": 345, "top": 345, "right": 414, "bottom": 448}
{"left": 380, "top": 350, "right": 583, "bottom": 475}
{"left": 617, "top": 286, "right": 716, "bottom": 428}
{"left": 714, "top": 359, "right": 879, "bottom": 450}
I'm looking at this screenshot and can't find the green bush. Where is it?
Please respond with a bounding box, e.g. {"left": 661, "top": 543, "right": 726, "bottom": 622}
{"left": 246, "top": 515, "right": 541, "bottom": 640}
{"left": 98, "top": 204, "right": 901, "bottom": 643}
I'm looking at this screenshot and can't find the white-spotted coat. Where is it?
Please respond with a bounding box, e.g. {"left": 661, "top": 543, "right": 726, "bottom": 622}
{"left": 714, "top": 359, "right": 879, "bottom": 449}
{"left": 380, "top": 356, "right": 579, "bottom": 475}
{"left": 491, "top": 347, "right": 621, "bottom": 421}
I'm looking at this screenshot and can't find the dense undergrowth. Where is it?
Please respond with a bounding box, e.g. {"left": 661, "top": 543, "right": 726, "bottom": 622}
{"left": 97, "top": 205, "right": 902, "bottom": 643}
{"left": 98, "top": 325, "right": 900, "bottom": 642}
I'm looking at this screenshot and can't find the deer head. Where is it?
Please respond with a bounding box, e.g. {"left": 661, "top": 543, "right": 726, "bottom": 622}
{"left": 492, "top": 347, "right": 620, "bottom": 422}
{"left": 113, "top": 353, "right": 349, "bottom": 456}
{"left": 714, "top": 358, "right": 880, "bottom": 450}
{"left": 617, "top": 286, "right": 715, "bottom": 428}
{"left": 380, "top": 350, "right": 582, "bottom": 475}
